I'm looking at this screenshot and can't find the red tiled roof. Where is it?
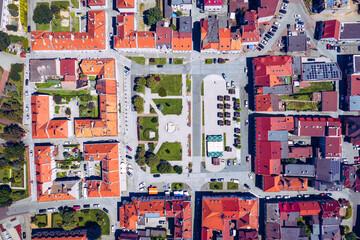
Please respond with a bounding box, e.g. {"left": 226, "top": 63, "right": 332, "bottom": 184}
{"left": 257, "top": 0, "right": 279, "bottom": 20}
{"left": 295, "top": 117, "right": 341, "bottom": 137}
{"left": 320, "top": 201, "right": 340, "bottom": 218}
{"left": 254, "top": 56, "right": 293, "bottom": 84}
{"left": 172, "top": 31, "right": 192, "bottom": 51}
{"left": 204, "top": 0, "right": 223, "bottom": 6}
{"left": 60, "top": 59, "right": 76, "bottom": 76}
{"left": 288, "top": 146, "right": 313, "bottom": 159}
{"left": 322, "top": 20, "right": 341, "bottom": 40}
{"left": 349, "top": 74, "right": 360, "bottom": 96}
{"left": 241, "top": 10, "right": 259, "bottom": 43}
{"left": 156, "top": 27, "right": 172, "bottom": 46}
{"left": 298, "top": 201, "right": 321, "bottom": 216}
{"left": 322, "top": 91, "right": 338, "bottom": 112}
{"left": 117, "top": 0, "right": 135, "bottom": 8}
{"left": 321, "top": 136, "right": 341, "bottom": 158}
{"left": 88, "top": 0, "right": 106, "bottom": 5}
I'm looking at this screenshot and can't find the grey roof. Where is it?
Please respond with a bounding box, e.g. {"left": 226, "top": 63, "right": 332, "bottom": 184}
{"left": 322, "top": 225, "right": 340, "bottom": 239}
{"left": 229, "top": 0, "right": 249, "bottom": 13}
{"left": 172, "top": 0, "right": 191, "bottom": 4}
{"left": 163, "top": 0, "right": 172, "bottom": 18}
{"left": 266, "top": 222, "right": 281, "bottom": 239}
{"left": 354, "top": 55, "right": 360, "bottom": 73}
{"left": 268, "top": 130, "right": 288, "bottom": 141}
{"left": 0, "top": 0, "right": 4, "bottom": 24}
{"left": 349, "top": 95, "right": 360, "bottom": 111}
{"left": 293, "top": 56, "right": 303, "bottom": 75}
{"left": 207, "top": 15, "right": 219, "bottom": 44}
{"left": 266, "top": 203, "right": 280, "bottom": 223}
{"left": 313, "top": 224, "right": 320, "bottom": 235}
{"left": 314, "top": 181, "right": 342, "bottom": 191}
{"left": 281, "top": 140, "right": 289, "bottom": 159}
{"left": 179, "top": 16, "right": 192, "bottom": 33}
{"left": 322, "top": 217, "right": 342, "bottom": 226}
{"left": 286, "top": 35, "right": 307, "bottom": 52}
{"left": 284, "top": 164, "right": 315, "bottom": 177}
{"left": 30, "top": 59, "right": 58, "bottom": 82}
{"left": 281, "top": 227, "right": 306, "bottom": 240}
{"left": 340, "top": 22, "right": 360, "bottom": 40}
{"left": 262, "top": 85, "right": 293, "bottom": 95}
{"left": 315, "top": 158, "right": 341, "bottom": 182}
{"left": 302, "top": 62, "right": 341, "bottom": 81}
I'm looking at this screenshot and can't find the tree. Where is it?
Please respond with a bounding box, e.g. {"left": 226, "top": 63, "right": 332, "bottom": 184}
{"left": 176, "top": 10, "right": 183, "bottom": 16}
{"left": 1, "top": 124, "right": 25, "bottom": 142}
{"left": 4, "top": 142, "right": 25, "bottom": 160}
{"left": 170, "top": 24, "right": 176, "bottom": 30}
{"left": 144, "top": 7, "right": 162, "bottom": 26}
{"left": 133, "top": 95, "right": 144, "bottom": 113}
{"left": 50, "top": 5, "right": 60, "bottom": 14}
{"left": 344, "top": 204, "right": 352, "bottom": 219}
{"left": 6, "top": 25, "right": 18, "bottom": 32}
{"left": 341, "top": 225, "right": 351, "bottom": 236}
{"left": 54, "top": 94, "right": 62, "bottom": 104}
{"left": 136, "top": 156, "right": 146, "bottom": 166}
{"left": 60, "top": 207, "right": 77, "bottom": 230}
{"left": 137, "top": 77, "right": 146, "bottom": 86}
{"left": 145, "top": 153, "right": 160, "bottom": 168}
{"left": 65, "top": 108, "right": 71, "bottom": 115}
{"left": 9, "top": 70, "right": 20, "bottom": 81}
{"left": 157, "top": 161, "right": 172, "bottom": 173}
{"left": 146, "top": 76, "right": 157, "bottom": 89}
{"left": 33, "top": 4, "right": 53, "bottom": 24}
{"left": 174, "top": 165, "right": 182, "bottom": 174}
{"left": 345, "top": 232, "right": 357, "bottom": 240}
{"left": 7, "top": 4, "right": 18, "bottom": 17}
{"left": 0, "top": 31, "right": 10, "bottom": 51}
{"left": 158, "top": 87, "right": 167, "bottom": 97}
{"left": 86, "top": 221, "right": 102, "bottom": 240}
{"left": 0, "top": 184, "right": 13, "bottom": 208}
{"left": 12, "top": 63, "right": 23, "bottom": 72}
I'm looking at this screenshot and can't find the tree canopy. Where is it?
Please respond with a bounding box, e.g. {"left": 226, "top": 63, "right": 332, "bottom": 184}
{"left": 60, "top": 207, "right": 77, "bottom": 230}
{"left": 0, "top": 32, "right": 10, "bottom": 51}
{"left": 1, "top": 124, "right": 25, "bottom": 142}
{"left": 33, "top": 4, "right": 53, "bottom": 24}
{"left": 133, "top": 95, "right": 144, "bottom": 113}
{"left": 157, "top": 161, "right": 172, "bottom": 173}
{"left": 345, "top": 232, "right": 357, "bottom": 240}
{"left": 86, "top": 221, "right": 102, "bottom": 240}
{"left": 7, "top": 4, "right": 19, "bottom": 17}
{"left": 145, "top": 152, "right": 160, "bottom": 167}
{"left": 0, "top": 184, "right": 13, "bottom": 208}
{"left": 4, "top": 142, "right": 25, "bottom": 160}
{"left": 144, "top": 7, "right": 162, "bottom": 26}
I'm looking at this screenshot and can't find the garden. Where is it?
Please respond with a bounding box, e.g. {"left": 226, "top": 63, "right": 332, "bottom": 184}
{"left": 138, "top": 117, "right": 159, "bottom": 141}
{"left": 298, "top": 82, "right": 334, "bottom": 93}
{"left": 149, "top": 58, "right": 166, "bottom": 65}
{"left": 31, "top": 214, "right": 48, "bottom": 228}
{"left": 227, "top": 182, "right": 239, "bottom": 190}
{"left": 210, "top": 182, "right": 223, "bottom": 190}
{"left": 127, "top": 56, "right": 145, "bottom": 65}
{"left": 134, "top": 74, "right": 182, "bottom": 96}
{"left": 156, "top": 142, "right": 182, "bottom": 161}
{"left": 153, "top": 99, "right": 182, "bottom": 115}
{"left": 171, "top": 182, "right": 184, "bottom": 190}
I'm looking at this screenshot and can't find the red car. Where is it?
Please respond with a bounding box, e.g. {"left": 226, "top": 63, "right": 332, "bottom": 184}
{"left": 326, "top": 44, "right": 331, "bottom": 49}
{"left": 126, "top": 145, "right": 132, "bottom": 151}
{"left": 355, "top": 157, "right": 360, "bottom": 160}
{"left": 246, "top": 156, "right": 250, "bottom": 162}
{"left": 72, "top": 147, "right": 78, "bottom": 152}
{"left": 355, "top": 160, "right": 360, "bottom": 164}
{"left": 320, "top": 193, "right": 326, "bottom": 196}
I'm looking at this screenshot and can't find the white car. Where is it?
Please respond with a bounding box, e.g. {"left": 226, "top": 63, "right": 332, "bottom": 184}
{"left": 26, "top": 105, "right": 29, "bottom": 112}
{"left": 282, "top": 3, "right": 288, "bottom": 6}
{"left": 294, "top": 14, "right": 301, "bottom": 17}
{"left": 25, "top": 90, "right": 28, "bottom": 96}
{"left": 248, "top": 173, "right": 253, "bottom": 179}
{"left": 278, "top": 40, "right": 284, "bottom": 43}
{"left": 47, "top": 208, "right": 56, "bottom": 212}
{"left": 278, "top": 44, "right": 284, "bottom": 47}
{"left": 261, "top": 40, "right": 268, "bottom": 45}
{"left": 111, "top": 225, "right": 115, "bottom": 232}
{"left": 230, "top": 178, "right": 239, "bottom": 183}
{"left": 274, "top": 22, "right": 280, "bottom": 26}
{"left": 139, "top": 187, "right": 146, "bottom": 191}
{"left": 281, "top": 6, "right": 287, "bottom": 10}
{"left": 139, "top": 182, "right": 145, "bottom": 188}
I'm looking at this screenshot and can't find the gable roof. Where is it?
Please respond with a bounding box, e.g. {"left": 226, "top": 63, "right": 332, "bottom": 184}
{"left": 254, "top": 56, "right": 293, "bottom": 82}
{"left": 322, "top": 20, "right": 341, "bottom": 40}
{"left": 321, "top": 91, "right": 338, "bottom": 112}
{"left": 117, "top": 0, "right": 135, "bottom": 8}
{"left": 241, "top": 10, "right": 259, "bottom": 43}
{"left": 60, "top": 59, "right": 76, "bottom": 76}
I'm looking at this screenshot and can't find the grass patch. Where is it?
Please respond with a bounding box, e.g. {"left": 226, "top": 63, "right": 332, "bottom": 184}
{"left": 0, "top": 169, "right": 10, "bottom": 182}
{"left": 153, "top": 99, "right": 182, "bottom": 115}
{"left": 281, "top": 93, "right": 312, "bottom": 101}
{"left": 150, "top": 164, "right": 177, "bottom": 174}
{"left": 36, "top": 23, "right": 50, "bottom": 31}
{"left": 171, "top": 182, "right": 184, "bottom": 190}
{"left": 202, "top": 101, "right": 204, "bottom": 126}
{"left": 210, "top": 182, "right": 223, "bottom": 190}
{"left": 51, "top": 212, "right": 62, "bottom": 228}
{"left": 31, "top": 214, "right": 47, "bottom": 227}
{"left": 298, "top": 82, "right": 334, "bottom": 93}
{"left": 12, "top": 169, "right": 24, "bottom": 187}
{"left": 138, "top": 117, "right": 159, "bottom": 141}
{"left": 201, "top": 81, "right": 204, "bottom": 96}
{"left": 186, "top": 78, "right": 191, "bottom": 93}
{"left": 149, "top": 58, "right": 167, "bottom": 65}
{"left": 71, "top": 0, "right": 79, "bottom": 8}
{"left": 286, "top": 101, "right": 319, "bottom": 111}
{"left": 173, "top": 58, "right": 183, "bottom": 64}
{"left": 55, "top": 106, "right": 60, "bottom": 114}
{"left": 127, "top": 56, "right": 145, "bottom": 65}
{"left": 223, "top": 133, "right": 226, "bottom": 150}
{"left": 52, "top": 18, "right": 70, "bottom": 32}
{"left": 205, "top": 59, "right": 213, "bottom": 64}
{"left": 202, "top": 133, "right": 205, "bottom": 157}
{"left": 151, "top": 75, "right": 182, "bottom": 96}
{"left": 51, "top": 1, "right": 70, "bottom": 9}
{"left": 71, "top": 12, "right": 80, "bottom": 32}
{"left": 35, "top": 80, "right": 61, "bottom": 88}
{"left": 20, "top": 0, "right": 28, "bottom": 27}
{"left": 56, "top": 172, "right": 67, "bottom": 178}
{"left": 156, "top": 142, "right": 182, "bottom": 161}
{"left": 227, "top": 182, "right": 239, "bottom": 190}
{"left": 0, "top": 123, "right": 7, "bottom": 134}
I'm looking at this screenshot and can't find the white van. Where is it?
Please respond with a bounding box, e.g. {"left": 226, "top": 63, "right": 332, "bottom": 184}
{"left": 230, "top": 178, "right": 240, "bottom": 183}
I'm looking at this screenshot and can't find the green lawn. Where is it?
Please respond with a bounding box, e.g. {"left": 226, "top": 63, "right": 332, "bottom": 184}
{"left": 150, "top": 164, "right": 177, "bottom": 174}
{"left": 156, "top": 142, "right": 182, "bottom": 161}
{"left": 153, "top": 99, "right": 182, "bottom": 115}
{"left": 51, "top": 212, "right": 62, "bottom": 228}
{"left": 55, "top": 106, "right": 60, "bottom": 114}
{"left": 138, "top": 117, "right": 159, "bottom": 141}
{"left": 71, "top": 12, "right": 80, "bottom": 32}
{"left": 36, "top": 23, "right": 50, "bottom": 31}
{"left": 12, "top": 169, "right": 24, "bottom": 187}
{"left": 149, "top": 58, "right": 166, "bottom": 65}
{"left": 202, "top": 101, "right": 204, "bottom": 125}
{"left": 281, "top": 93, "right": 312, "bottom": 101}
{"left": 52, "top": 18, "right": 70, "bottom": 32}
{"left": 56, "top": 172, "right": 67, "bottom": 179}
{"left": 71, "top": 0, "right": 79, "bottom": 8}
{"left": 31, "top": 214, "right": 47, "bottom": 227}
{"left": 298, "top": 82, "right": 334, "bottom": 93}
{"left": 0, "top": 169, "right": 9, "bottom": 182}
{"left": 51, "top": 1, "right": 70, "bottom": 9}
{"left": 210, "top": 182, "right": 223, "bottom": 190}
{"left": 173, "top": 58, "right": 183, "bottom": 65}
{"left": 201, "top": 81, "right": 204, "bottom": 96}
{"left": 126, "top": 56, "right": 145, "bottom": 65}
{"left": 286, "top": 101, "right": 320, "bottom": 111}
{"left": 151, "top": 74, "right": 182, "bottom": 96}
{"left": 227, "top": 182, "right": 239, "bottom": 190}
{"left": 205, "top": 59, "right": 213, "bottom": 64}
{"left": 171, "top": 182, "right": 184, "bottom": 190}
{"left": 35, "top": 80, "right": 61, "bottom": 88}
{"left": 202, "top": 133, "right": 205, "bottom": 157}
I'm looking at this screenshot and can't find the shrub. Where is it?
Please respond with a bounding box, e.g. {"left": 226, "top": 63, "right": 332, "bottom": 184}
{"left": 157, "top": 161, "right": 172, "bottom": 173}
{"left": 158, "top": 87, "right": 167, "bottom": 97}
{"left": 170, "top": 24, "right": 176, "bottom": 30}
{"left": 344, "top": 204, "right": 352, "bottom": 219}
{"left": 0, "top": 32, "right": 10, "bottom": 51}
{"left": 65, "top": 108, "right": 71, "bottom": 115}
{"left": 7, "top": 4, "right": 19, "bottom": 17}
{"left": 174, "top": 165, "right": 182, "bottom": 174}
{"left": 151, "top": 117, "right": 158, "bottom": 123}
{"left": 144, "top": 7, "right": 162, "bottom": 26}
{"left": 137, "top": 77, "right": 146, "bottom": 86}
{"left": 146, "top": 76, "right": 157, "bottom": 89}
{"left": 133, "top": 95, "right": 144, "bottom": 113}
{"left": 149, "top": 58, "right": 155, "bottom": 63}
{"left": 38, "top": 222, "right": 46, "bottom": 228}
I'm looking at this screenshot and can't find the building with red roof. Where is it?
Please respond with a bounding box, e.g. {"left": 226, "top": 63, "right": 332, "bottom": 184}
{"left": 204, "top": 0, "right": 224, "bottom": 11}
{"left": 84, "top": 142, "right": 120, "bottom": 198}
{"left": 320, "top": 136, "right": 342, "bottom": 158}
{"left": 321, "top": 20, "right": 341, "bottom": 41}
{"left": 156, "top": 21, "right": 172, "bottom": 50}
{"left": 31, "top": 11, "right": 106, "bottom": 51}
{"left": 320, "top": 201, "right": 340, "bottom": 218}
{"left": 321, "top": 91, "right": 338, "bottom": 112}
{"left": 298, "top": 201, "right": 321, "bottom": 216}
{"left": 201, "top": 195, "right": 258, "bottom": 240}
{"left": 60, "top": 59, "right": 77, "bottom": 76}
{"left": 88, "top": 0, "right": 106, "bottom": 6}
{"left": 343, "top": 165, "right": 356, "bottom": 189}
{"left": 344, "top": 116, "right": 360, "bottom": 146}
{"left": 257, "top": 0, "right": 280, "bottom": 23}
{"left": 117, "top": 0, "right": 135, "bottom": 10}
{"left": 241, "top": 10, "right": 259, "bottom": 45}
{"left": 294, "top": 117, "right": 341, "bottom": 137}
{"left": 119, "top": 196, "right": 192, "bottom": 239}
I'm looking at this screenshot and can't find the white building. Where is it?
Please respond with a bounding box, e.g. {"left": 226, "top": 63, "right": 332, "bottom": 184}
{"left": 0, "top": 0, "right": 11, "bottom": 31}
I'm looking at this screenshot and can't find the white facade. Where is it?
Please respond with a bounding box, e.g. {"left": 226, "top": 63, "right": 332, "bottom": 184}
{"left": 171, "top": 3, "right": 192, "bottom": 11}
{"left": 0, "top": 0, "right": 11, "bottom": 31}
{"left": 205, "top": 5, "right": 222, "bottom": 11}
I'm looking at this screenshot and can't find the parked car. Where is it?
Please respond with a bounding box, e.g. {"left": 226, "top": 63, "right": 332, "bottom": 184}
{"left": 320, "top": 193, "right": 327, "bottom": 196}
{"left": 222, "top": 73, "right": 226, "bottom": 79}
{"left": 246, "top": 156, "right": 250, "bottom": 162}
{"left": 73, "top": 205, "right": 80, "bottom": 210}
{"left": 264, "top": 36, "right": 270, "bottom": 41}
{"left": 139, "top": 187, "right": 146, "bottom": 191}
{"left": 39, "top": 209, "right": 47, "bottom": 213}
{"left": 210, "top": 178, "right": 217, "bottom": 182}
{"left": 244, "top": 67, "right": 248, "bottom": 73}
{"left": 30, "top": 150, "right": 33, "bottom": 157}
{"left": 23, "top": 232, "right": 26, "bottom": 239}
{"left": 47, "top": 208, "right": 56, "bottom": 212}
{"left": 294, "top": 14, "right": 301, "bottom": 17}
{"left": 230, "top": 178, "right": 239, "bottom": 183}
{"left": 127, "top": 171, "right": 133, "bottom": 177}
{"left": 298, "top": 141, "right": 306, "bottom": 144}
{"left": 83, "top": 204, "right": 90, "bottom": 208}
{"left": 93, "top": 204, "right": 100, "bottom": 207}
{"left": 268, "top": 31, "right": 274, "bottom": 36}
{"left": 126, "top": 155, "right": 132, "bottom": 159}
{"left": 258, "top": 44, "right": 264, "bottom": 49}
{"left": 153, "top": 174, "right": 160, "bottom": 178}
{"left": 103, "top": 208, "right": 109, "bottom": 213}
{"left": 355, "top": 160, "right": 360, "bottom": 164}
{"left": 126, "top": 145, "right": 132, "bottom": 151}
{"left": 218, "top": 178, "right": 224, "bottom": 182}
{"left": 245, "top": 120, "right": 249, "bottom": 126}
{"left": 244, "top": 100, "right": 248, "bottom": 107}
{"left": 213, "top": 58, "right": 217, "bottom": 64}
{"left": 261, "top": 40, "right": 268, "bottom": 45}
{"left": 284, "top": 195, "right": 290, "bottom": 199}
{"left": 139, "top": 182, "right": 145, "bottom": 187}
{"left": 279, "top": 9, "right": 287, "bottom": 14}
{"left": 298, "top": 21, "right": 305, "bottom": 25}
{"left": 25, "top": 79, "right": 29, "bottom": 85}
{"left": 265, "top": 196, "right": 271, "bottom": 199}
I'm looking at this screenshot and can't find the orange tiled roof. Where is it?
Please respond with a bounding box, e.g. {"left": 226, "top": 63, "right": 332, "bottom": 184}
{"left": 84, "top": 143, "right": 120, "bottom": 197}
{"left": 263, "top": 176, "right": 308, "bottom": 192}
{"left": 31, "top": 11, "right": 106, "bottom": 51}
{"left": 254, "top": 55, "right": 293, "bottom": 82}
{"left": 298, "top": 201, "right": 321, "bottom": 216}
{"left": 172, "top": 32, "right": 192, "bottom": 51}
{"left": 202, "top": 197, "right": 258, "bottom": 235}
{"left": 117, "top": 0, "right": 135, "bottom": 8}
{"left": 32, "top": 236, "right": 86, "bottom": 240}
{"left": 35, "top": 145, "right": 52, "bottom": 184}
{"left": 88, "top": 0, "right": 106, "bottom": 5}
{"left": 31, "top": 95, "right": 69, "bottom": 139}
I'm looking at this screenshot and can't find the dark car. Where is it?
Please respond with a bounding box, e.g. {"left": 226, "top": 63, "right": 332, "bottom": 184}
{"left": 213, "top": 58, "right": 217, "bottom": 63}
{"left": 258, "top": 44, "right": 264, "bottom": 49}
{"left": 81, "top": 15, "right": 87, "bottom": 20}
{"left": 327, "top": 44, "right": 331, "bottom": 49}
{"left": 287, "top": 24, "right": 290, "bottom": 29}
{"left": 58, "top": 206, "right": 63, "bottom": 211}
{"left": 153, "top": 174, "right": 160, "bottom": 178}
{"left": 126, "top": 155, "right": 132, "bottom": 159}
{"left": 157, "top": 65, "right": 163, "bottom": 68}
{"left": 39, "top": 209, "right": 47, "bottom": 213}
{"left": 265, "top": 34, "right": 272, "bottom": 39}
{"left": 244, "top": 184, "right": 251, "bottom": 189}
{"left": 298, "top": 21, "right": 304, "bottom": 25}
{"left": 83, "top": 204, "right": 90, "bottom": 208}
{"left": 103, "top": 208, "right": 109, "bottom": 213}
{"left": 279, "top": 9, "right": 287, "bottom": 14}
{"left": 308, "top": 58, "right": 315, "bottom": 61}
{"left": 326, "top": 193, "right": 332, "bottom": 197}
{"left": 169, "top": 58, "right": 172, "bottom": 64}
{"left": 82, "top": 0, "right": 86, "bottom": 6}
{"left": 268, "top": 31, "right": 274, "bottom": 36}
{"left": 272, "top": 25, "right": 278, "bottom": 30}
{"left": 27, "top": 26, "right": 31, "bottom": 32}
{"left": 25, "top": 79, "right": 29, "bottom": 85}
{"left": 27, "top": 47, "right": 30, "bottom": 53}
{"left": 358, "top": 46, "right": 360, "bottom": 51}
{"left": 337, "top": 46, "right": 341, "bottom": 53}
{"left": 23, "top": 232, "right": 26, "bottom": 239}
{"left": 210, "top": 178, "right": 217, "bottom": 182}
